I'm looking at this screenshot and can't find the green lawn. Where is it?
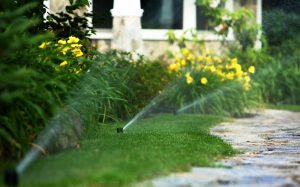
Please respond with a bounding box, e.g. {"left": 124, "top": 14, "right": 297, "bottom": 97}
{"left": 266, "top": 104, "right": 300, "bottom": 112}
{"left": 4, "top": 114, "right": 235, "bottom": 187}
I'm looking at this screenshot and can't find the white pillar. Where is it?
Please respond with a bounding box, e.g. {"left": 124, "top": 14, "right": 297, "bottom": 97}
{"left": 254, "top": 0, "right": 262, "bottom": 49}
{"left": 183, "top": 0, "right": 196, "bottom": 29}
{"left": 49, "top": 0, "right": 69, "bottom": 13}
{"left": 111, "top": 0, "right": 144, "bottom": 53}
{"left": 225, "top": 0, "right": 235, "bottom": 41}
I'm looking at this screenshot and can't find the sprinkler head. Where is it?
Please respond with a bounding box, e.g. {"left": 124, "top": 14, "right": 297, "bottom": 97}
{"left": 4, "top": 168, "right": 18, "bottom": 186}
{"left": 117, "top": 128, "right": 123, "bottom": 133}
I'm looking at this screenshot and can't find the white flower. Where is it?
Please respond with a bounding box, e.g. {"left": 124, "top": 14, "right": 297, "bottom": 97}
{"left": 210, "top": 0, "right": 220, "bottom": 8}
{"left": 221, "top": 15, "right": 231, "bottom": 21}
{"left": 214, "top": 24, "right": 225, "bottom": 32}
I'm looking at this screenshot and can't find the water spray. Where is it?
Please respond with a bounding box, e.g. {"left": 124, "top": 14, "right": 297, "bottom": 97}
{"left": 121, "top": 92, "right": 167, "bottom": 132}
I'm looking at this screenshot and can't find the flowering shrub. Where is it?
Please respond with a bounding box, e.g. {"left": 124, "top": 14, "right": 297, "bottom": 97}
{"left": 37, "top": 36, "right": 92, "bottom": 84}
{"left": 196, "top": 0, "right": 260, "bottom": 51}
{"left": 169, "top": 48, "right": 255, "bottom": 90}
{"left": 165, "top": 47, "right": 258, "bottom": 116}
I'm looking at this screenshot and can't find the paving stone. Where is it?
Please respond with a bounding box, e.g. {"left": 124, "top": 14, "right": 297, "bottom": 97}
{"left": 150, "top": 109, "right": 300, "bottom": 187}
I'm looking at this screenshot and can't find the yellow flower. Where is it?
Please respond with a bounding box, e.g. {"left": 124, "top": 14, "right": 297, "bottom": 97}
{"left": 59, "top": 61, "right": 68, "bottom": 67}
{"left": 185, "top": 72, "right": 194, "bottom": 84}
{"left": 67, "top": 36, "right": 80, "bottom": 44}
{"left": 248, "top": 66, "right": 255, "bottom": 74}
{"left": 61, "top": 47, "right": 70, "bottom": 55}
{"left": 72, "top": 48, "right": 83, "bottom": 57}
{"left": 196, "top": 64, "right": 202, "bottom": 71}
{"left": 39, "top": 42, "right": 46, "bottom": 49}
{"left": 168, "top": 63, "right": 179, "bottom": 72}
{"left": 182, "top": 48, "right": 190, "bottom": 56}
{"left": 235, "top": 64, "right": 242, "bottom": 72}
{"left": 244, "top": 75, "right": 251, "bottom": 83}
{"left": 206, "top": 56, "right": 212, "bottom": 64}
{"left": 214, "top": 57, "right": 222, "bottom": 63}
{"left": 187, "top": 54, "right": 195, "bottom": 61}
{"left": 58, "top": 39, "right": 67, "bottom": 45}
{"left": 209, "top": 66, "right": 216, "bottom": 72}
{"left": 226, "top": 72, "right": 235, "bottom": 80}
{"left": 230, "top": 58, "right": 238, "bottom": 65}
{"left": 197, "top": 55, "right": 204, "bottom": 61}
{"left": 236, "top": 72, "right": 243, "bottom": 80}
{"left": 180, "top": 59, "right": 186, "bottom": 67}
{"left": 200, "top": 77, "right": 208, "bottom": 85}
{"left": 243, "top": 82, "right": 251, "bottom": 90}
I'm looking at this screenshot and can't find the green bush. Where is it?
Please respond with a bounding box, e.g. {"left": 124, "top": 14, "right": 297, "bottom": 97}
{"left": 0, "top": 1, "right": 96, "bottom": 159}
{"left": 263, "top": 9, "right": 300, "bottom": 56}
{"left": 0, "top": 3, "right": 64, "bottom": 158}
{"left": 255, "top": 59, "right": 300, "bottom": 105}
{"left": 257, "top": 8, "right": 300, "bottom": 104}
{"left": 94, "top": 50, "right": 171, "bottom": 119}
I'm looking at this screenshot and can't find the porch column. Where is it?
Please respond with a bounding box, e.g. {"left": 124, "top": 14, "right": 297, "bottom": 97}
{"left": 254, "top": 0, "right": 262, "bottom": 49}
{"left": 111, "top": 0, "right": 144, "bottom": 53}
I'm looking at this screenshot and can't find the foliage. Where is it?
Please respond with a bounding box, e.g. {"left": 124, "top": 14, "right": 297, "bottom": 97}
{"left": 0, "top": 1, "right": 97, "bottom": 158}
{"left": 36, "top": 36, "right": 92, "bottom": 84}
{"left": 255, "top": 59, "right": 300, "bottom": 105}
{"left": 0, "top": 0, "right": 46, "bottom": 33}
{"left": 196, "top": 0, "right": 260, "bottom": 51}
{"left": 0, "top": 3, "right": 64, "bottom": 158}
{"left": 165, "top": 48, "right": 258, "bottom": 116}
{"left": 94, "top": 50, "right": 171, "bottom": 118}
{"left": 44, "top": 0, "right": 95, "bottom": 39}
{"left": 167, "top": 29, "right": 205, "bottom": 50}
{"left": 263, "top": 8, "right": 300, "bottom": 56}
{"left": 257, "top": 8, "right": 300, "bottom": 105}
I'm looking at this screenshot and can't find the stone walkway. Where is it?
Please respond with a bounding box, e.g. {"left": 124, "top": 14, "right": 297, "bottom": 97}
{"left": 151, "top": 109, "right": 300, "bottom": 187}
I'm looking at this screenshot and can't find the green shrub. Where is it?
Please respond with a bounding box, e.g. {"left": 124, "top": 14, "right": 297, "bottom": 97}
{"left": 0, "top": 3, "right": 63, "bottom": 158}
{"left": 94, "top": 50, "right": 172, "bottom": 119}
{"left": 0, "top": 2, "right": 96, "bottom": 159}
{"left": 255, "top": 59, "right": 300, "bottom": 105}
{"left": 263, "top": 9, "right": 300, "bottom": 56}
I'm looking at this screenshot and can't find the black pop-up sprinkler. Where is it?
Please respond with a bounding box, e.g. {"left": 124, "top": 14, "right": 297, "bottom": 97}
{"left": 117, "top": 127, "right": 123, "bottom": 133}
{"left": 4, "top": 168, "right": 18, "bottom": 186}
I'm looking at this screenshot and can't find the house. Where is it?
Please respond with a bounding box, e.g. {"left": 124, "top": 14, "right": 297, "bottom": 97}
{"left": 45, "top": 0, "right": 262, "bottom": 57}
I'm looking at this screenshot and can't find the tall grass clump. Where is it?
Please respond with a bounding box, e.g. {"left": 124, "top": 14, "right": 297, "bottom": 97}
{"left": 165, "top": 46, "right": 259, "bottom": 116}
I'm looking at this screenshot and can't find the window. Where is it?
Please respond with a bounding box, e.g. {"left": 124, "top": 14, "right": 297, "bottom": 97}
{"left": 91, "top": 0, "right": 234, "bottom": 40}
{"left": 196, "top": 7, "right": 213, "bottom": 30}
{"left": 141, "top": 0, "right": 183, "bottom": 29}
{"left": 92, "top": 0, "right": 113, "bottom": 28}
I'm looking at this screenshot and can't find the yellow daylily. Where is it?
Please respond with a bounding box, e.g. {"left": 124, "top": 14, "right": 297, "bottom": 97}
{"left": 57, "top": 39, "right": 67, "bottom": 45}
{"left": 39, "top": 42, "right": 46, "bottom": 49}
{"left": 67, "top": 36, "right": 80, "bottom": 44}
{"left": 200, "top": 77, "right": 208, "bottom": 85}
{"left": 59, "top": 61, "right": 68, "bottom": 67}
{"left": 248, "top": 66, "right": 255, "bottom": 74}
{"left": 185, "top": 72, "right": 194, "bottom": 84}
{"left": 72, "top": 48, "right": 83, "bottom": 57}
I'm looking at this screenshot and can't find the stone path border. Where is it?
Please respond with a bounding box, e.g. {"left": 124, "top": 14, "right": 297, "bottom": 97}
{"left": 151, "top": 109, "right": 300, "bottom": 187}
